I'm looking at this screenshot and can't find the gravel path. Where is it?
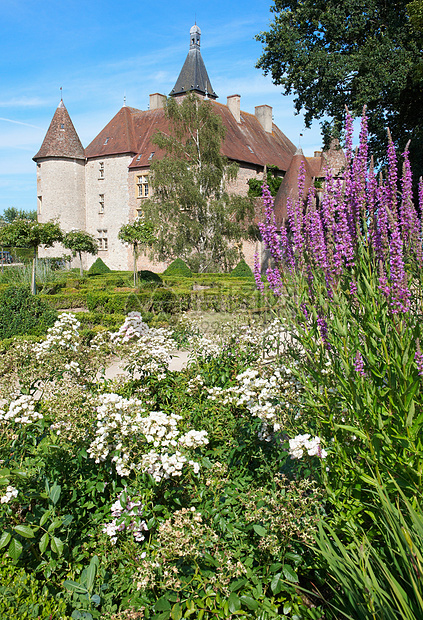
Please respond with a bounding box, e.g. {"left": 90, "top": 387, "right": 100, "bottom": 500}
{"left": 104, "top": 350, "right": 191, "bottom": 380}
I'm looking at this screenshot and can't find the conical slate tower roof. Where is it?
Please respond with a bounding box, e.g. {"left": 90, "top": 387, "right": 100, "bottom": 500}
{"left": 170, "top": 24, "right": 217, "bottom": 99}
{"left": 33, "top": 100, "right": 85, "bottom": 161}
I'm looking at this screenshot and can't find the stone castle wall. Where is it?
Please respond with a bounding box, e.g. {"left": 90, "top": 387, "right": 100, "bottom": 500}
{"left": 37, "top": 157, "right": 85, "bottom": 261}
{"left": 85, "top": 154, "right": 133, "bottom": 270}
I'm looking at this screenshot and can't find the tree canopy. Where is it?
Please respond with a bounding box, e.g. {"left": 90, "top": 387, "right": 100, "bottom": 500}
{"left": 118, "top": 219, "right": 155, "bottom": 286}
{"left": 256, "top": 0, "right": 423, "bottom": 174}
{"left": 0, "top": 208, "right": 37, "bottom": 225}
{"left": 63, "top": 230, "right": 98, "bottom": 277}
{"left": 142, "top": 93, "right": 256, "bottom": 273}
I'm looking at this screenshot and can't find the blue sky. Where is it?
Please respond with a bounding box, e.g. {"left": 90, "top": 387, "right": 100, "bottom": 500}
{"left": 0, "top": 0, "right": 325, "bottom": 216}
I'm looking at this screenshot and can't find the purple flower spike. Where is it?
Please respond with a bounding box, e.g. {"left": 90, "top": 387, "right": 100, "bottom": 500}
{"left": 415, "top": 340, "right": 423, "bottom": 376}
{"left": 317, "top": 314, "right": 331, "bottom": 349}
{"left": 353, "top": 351, "right": 366, "bottom": 377}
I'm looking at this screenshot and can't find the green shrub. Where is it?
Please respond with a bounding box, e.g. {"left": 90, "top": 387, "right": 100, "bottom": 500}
{"left": 87, "top": 257, "right": 112, "bottom": 276}
{"left": 0, "top": 559, "right": 69, "bottom": 619}
{"left": 0, "top": 286, "right": 57, "bottom": 339}
{"left": 163, "top": 258, "right": 193, "bottom": 277}
{"left": 230, "top": 259, "right": 254, "bottom": 278}
{"left": 138, "top": 270, "right": 163, "bottom": 283}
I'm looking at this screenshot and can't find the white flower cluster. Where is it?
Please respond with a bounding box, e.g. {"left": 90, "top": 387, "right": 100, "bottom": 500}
{"left": 288, "top": 434, "right": 328, "bottom": 459}
{"left": 111, "top": 312, "right": 150, "bottom": 345}
{"left": 141, "top": 450, "right": 200, "bottom": 482}
{"left": 207, "top": 367, "right": 287, "bottom": 428}
{"left": 186, "top": 375, "right": 205, "bottom": 394}
{"left": 124, "top": 327, "right": 175, "bottom": 380}
{"left": 0, "top": 486, "right": 19, "bottom": 504}
{"left": 88, "top": 393, "right": 208, "bottom": 480}
{"left": 88, "top": 393, "right": 147, "bottom": 475}
{"left": 0, "top": 395, "right": 42, "bottom": 425}
{"left": 64, "top": 361, "right": 81, "bottom": 376}
{"left": 34, "top": 312, "right": 81, "bottom": 358}
{"left": 188, "top": 334, "right": 224, "bottom": 360}
{"left": 103, "top": 490, "right": 148, "bottom": 545}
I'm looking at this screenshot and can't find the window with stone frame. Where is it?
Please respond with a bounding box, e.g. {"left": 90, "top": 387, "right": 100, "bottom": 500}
{"left": 99, "top": 161, "right": 104, "bottom": 179}
{"left": 97, "top": 229, "right": 108, "bottom": 251}
{"left": 99, "top": 194, "right": 105, "bottom": 214}
{"left": 136, "top": 174, "right": 149, "bottom": 198}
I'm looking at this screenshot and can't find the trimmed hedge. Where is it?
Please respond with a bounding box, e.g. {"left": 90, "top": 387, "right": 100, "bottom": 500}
{"left": 138, "top": 270, "right": 162, "bottom": 283}
{"left": 87, "top": 257, "right": 112, "bottom": 276}
{"left": 0, "top": 286, "right": 58, "bottom": 339}
{"left": 163, "top": 258, "right": 193, "bottom": 277}
{"left": 230, "top": 259, "right": 254, "bottom": 278}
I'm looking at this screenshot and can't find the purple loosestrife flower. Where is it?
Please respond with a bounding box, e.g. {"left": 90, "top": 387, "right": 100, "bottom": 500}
{"left": 266, "top": 266, "right": 283, "bottom": 297}
{"left": 254, "top": 252, "right": 264, "bottom": 292}
{"left": 400, "top": 147, "right": 422, "bottom": 264}
{"left": 353, "top": 351, "right": 366, "bottom": 377}
{"left": 306, "top": 208, "right": 329, "bottom": 274}
{"left": 351, "top": 110, "right": 369, "bottom": 225}
{"left": 349, "top": 279, "right": 357, "bottom": 296}
{"left": 415, "top": 340, "right": 423, "bottom": 376}
{"left": 300, "top": 302, "right": 309, "bottom": 320}
{"left": 258, "top": 184, "right": 283, "bottom": 265}
{"left": 317, "top": 314, "right": 331, "bottom": 350}
{"left": 388, "top": 220, "right": 410, "bottom": 314}
{"left": 386, "top": 130, "right": 398, "bottom": 221}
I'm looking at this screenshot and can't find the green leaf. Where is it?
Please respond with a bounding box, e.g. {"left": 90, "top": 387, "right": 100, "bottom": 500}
{"left": 240, "top": 595, "right": 259, "bottom": 611}
{"left": 39, "top": 532, "right": 49, "bottom": 553}
{"left": 270, "top": 572, "right": 283, "bottom": 595}
{"left": 48, "top": 518, "right": 62, "bottom": 532}
{"left": 0, "top": 531, "right": 11, "bottom": 549}
{"left": 228, "top": 592, "right": 241, "bottom": 613}
{"left": 49, "top": 482, "right": 61, "bottom": 506}
{"left": 282, "top": 564, "right": 299, "bottom": 583}
{"left": 170, "top": 603, "right": 182, "bottom": 620}
{"left": 86, "top": 555, "right": 99, "bottom": 592}
{"left": 64, "top": 580, "right": 88, "bottom": 594}
{"left": 253, "top": 524, "right": 267, "bottom": 536}
{"left": 155, "top": 596, "right": 171, "bottom": 612}
{"left": 8, "top": 537, "right": 23, "bottom": 560}
{"left": 39, "top": 510, "right": 51, "bottom": 527}
{"left": 50, "top": 535, "right": 64, "bottom": 556}
{"left": 13, "top": 524, "right": 35, "bottom": 538}
{"left": 230, "top": 578, "right": 248, "bottom": 591}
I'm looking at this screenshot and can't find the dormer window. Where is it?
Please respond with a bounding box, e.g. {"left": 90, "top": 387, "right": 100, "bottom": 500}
{"left": 104, "top": 137, "right": 110, "bottom": 145}
{"left": 148, "top": 152, "right": 155, "bottom": 160}
{"left": 60, "top": 123, "right": 65, "bottom": 130}
{"left": 136, "top": 154, "right": 142, "bottom": 161}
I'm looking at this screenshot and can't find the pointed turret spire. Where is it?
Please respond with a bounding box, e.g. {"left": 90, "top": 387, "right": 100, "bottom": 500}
{"left": 170, "top": 24, "right": 217, "bottom": 99}
{"left": 33, "top": 99, "right": 85, "bottom": 161}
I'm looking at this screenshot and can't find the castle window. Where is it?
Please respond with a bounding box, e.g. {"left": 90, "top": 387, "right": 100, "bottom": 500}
{"left": 97, "top": 229, "right": 108, "bottom": 251}
{"left": 37, "top": 196, "right": 42, "bottom": 214}
{"left": 99, "top": 194, "right": 105, "bottom": 214}
{"left": 137, "top": 174, "right": 149, "bottom": 198}
{"left": 99, "top": 162, "right": 104, "bottom": 179}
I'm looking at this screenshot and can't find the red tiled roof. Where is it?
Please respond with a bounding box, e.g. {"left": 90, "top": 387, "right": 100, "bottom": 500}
{"left": 33, "top": 101, "right": 85, "bottom": 161}
{"left": 84, "top": 106, "right": 139, "bottom": 158}
{"left": 84, "top": 101, "right": 297, "bottom": 171}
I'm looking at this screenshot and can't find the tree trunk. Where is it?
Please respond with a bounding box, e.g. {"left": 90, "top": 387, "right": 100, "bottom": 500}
{"left": 133, "top": 245, "right": 138, "bottom": 288}
{"left": 79, "top": 251, "right": 83, "bottom": 277}
{"left": 31, "top": 246, "right": 37, "bottom": 295}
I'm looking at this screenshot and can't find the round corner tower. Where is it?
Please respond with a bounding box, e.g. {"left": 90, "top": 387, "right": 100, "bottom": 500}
{"left": 33, "top": 99, "right": 86, "bottom": 257}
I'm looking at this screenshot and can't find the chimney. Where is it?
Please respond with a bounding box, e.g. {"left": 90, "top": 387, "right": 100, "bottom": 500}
{"left": 227, "top": 94, "right": 241, "bottom": 123}
{"left": 149, "top": 93, "right": 166, "bottom": 110}
{"left": 255, "top": 104, "right": 273, "bottom": 133}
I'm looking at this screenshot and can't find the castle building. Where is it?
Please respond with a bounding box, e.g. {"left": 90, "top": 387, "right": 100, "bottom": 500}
{"left": 34, "top": 24, "right": 341, "bottom": 271}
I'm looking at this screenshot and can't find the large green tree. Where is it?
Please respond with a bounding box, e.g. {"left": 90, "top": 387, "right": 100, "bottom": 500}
{"left": 256, "top": 0, "right": 423, "bottom": 173}
{"left": 142, "top": 93, "right": 256, "bottom": 273}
